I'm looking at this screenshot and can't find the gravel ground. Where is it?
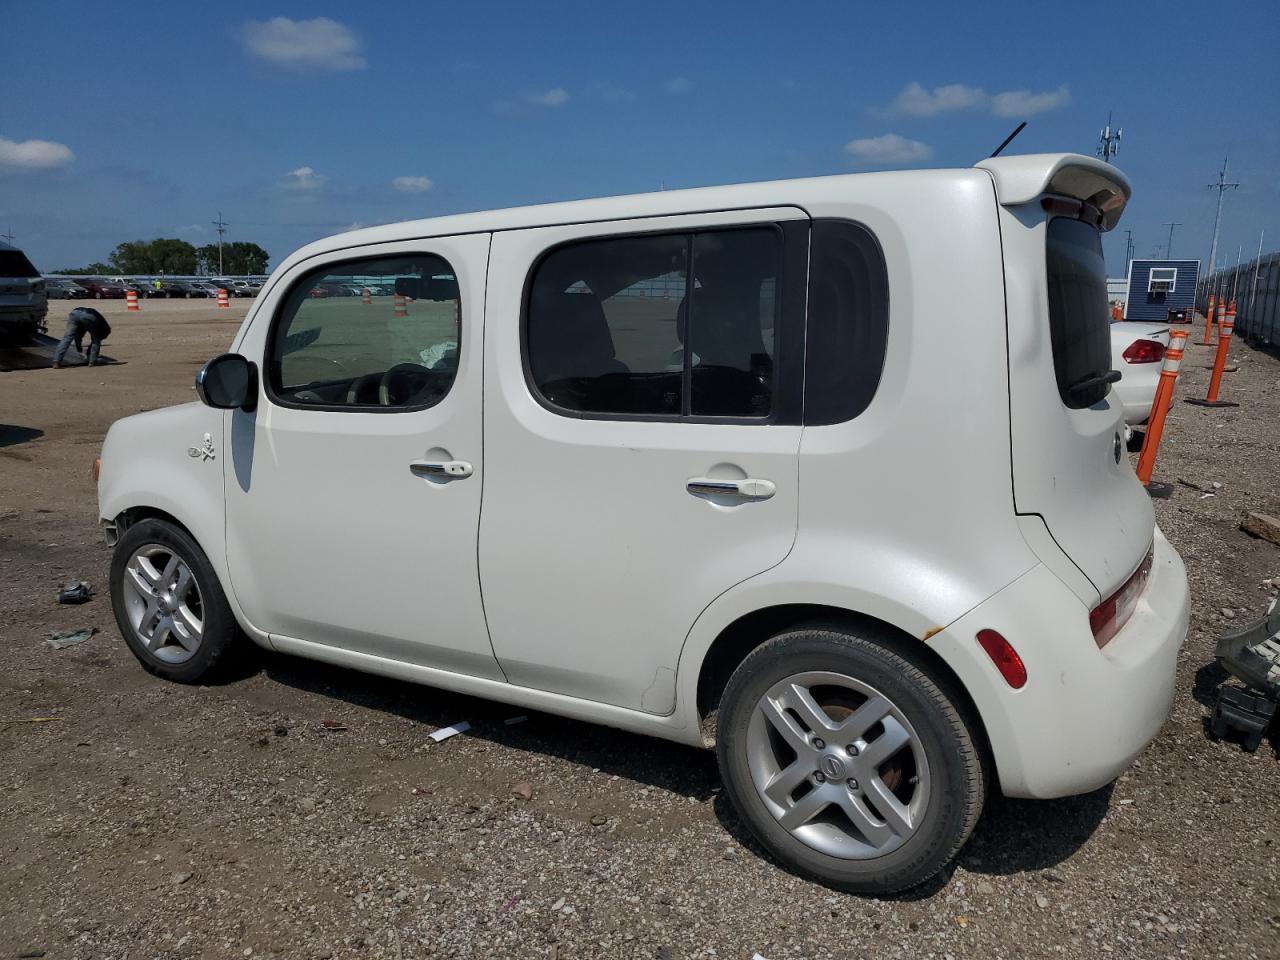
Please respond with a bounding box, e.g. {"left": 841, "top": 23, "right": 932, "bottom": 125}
{"left": 2, "top": 303, "right": 1278, "bottom": 959}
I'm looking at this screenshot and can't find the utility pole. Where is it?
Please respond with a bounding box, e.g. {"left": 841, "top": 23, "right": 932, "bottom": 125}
{"left": 1123, "top": 229, "right": 1134, "bottom": 271}
{"left": 211, "top": 211, "right": 229, "bottom": 276}
{"left": 1162, "top": 222, "right": 1181, "bottom": 259}
{"left": 1206, "top": 155, "right": 1239, "bottom": 280}
{"left": 1249, "top": 229, "right": 1265, "bottom": 315}
{"left": 1097, "top": 111, "right": 1121, "bottom": 163}
{"left": 1230, "top": 244, "right": 1243, "bottom": 302}
{"left": 0, "top": 227, "right": 15, "bottom": 245}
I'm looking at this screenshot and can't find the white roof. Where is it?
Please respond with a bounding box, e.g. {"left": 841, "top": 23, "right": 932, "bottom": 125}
{"left": 279, "top": 152, "right": 1130, "bottom": 272}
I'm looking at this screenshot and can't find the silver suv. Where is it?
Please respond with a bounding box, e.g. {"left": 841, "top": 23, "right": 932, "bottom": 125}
{"left": 0, "top": 241, "right": 48, "bottom": 342}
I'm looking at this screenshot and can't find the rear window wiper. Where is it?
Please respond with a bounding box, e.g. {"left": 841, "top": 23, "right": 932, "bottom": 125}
{"left": 1067, "top": 369, "right": 1121, "bottom": 396}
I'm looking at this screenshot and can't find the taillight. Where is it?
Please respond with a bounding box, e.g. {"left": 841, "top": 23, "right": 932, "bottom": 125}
{"left": 975, "top": 629, "right": 1028, "bottom": 689}
{"left": 1122, "top": 339, "right": 1166, "bottom": 364}
{"left": 1090, "top": 545, "right": 1155, "bottom": 648}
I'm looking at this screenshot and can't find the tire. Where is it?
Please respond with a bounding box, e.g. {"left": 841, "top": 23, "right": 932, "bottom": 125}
{"left": 110, "top": 518, "right": 241, "bottom": 683}
{"left": 716, "top": 626, "right": 985, "bottom": 895}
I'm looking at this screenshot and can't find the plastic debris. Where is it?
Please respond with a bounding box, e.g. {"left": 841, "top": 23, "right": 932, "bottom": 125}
{"left": 46, "top": 627, "right": 96, "bottom": 649}
{"left": 320, "top": 720, "right": 348, "bottom": 732}
{"left": 57, "top": 581, "right": 93, "bottom": 604}
{"left": 429, "top": 721, "right": 470, "bottom": 742}
{"left": 504, "top": 715, "right": 528, "bottom": 726}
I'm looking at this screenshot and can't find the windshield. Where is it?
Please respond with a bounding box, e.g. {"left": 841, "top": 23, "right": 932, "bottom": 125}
{"left": 1046, "top": 217, "right": 1112, "bottom": 409}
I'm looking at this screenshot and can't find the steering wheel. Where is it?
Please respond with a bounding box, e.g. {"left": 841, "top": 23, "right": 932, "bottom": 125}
{"left": 378, "top": 363, "right": 439, "bottom": 406}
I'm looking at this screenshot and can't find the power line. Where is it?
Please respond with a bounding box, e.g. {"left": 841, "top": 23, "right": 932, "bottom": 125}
{"left": 1162, "top": 222, "right": 1182, "bottom": 259}
{"left": 211, "top": 211, "right": 229, "bottom": 276}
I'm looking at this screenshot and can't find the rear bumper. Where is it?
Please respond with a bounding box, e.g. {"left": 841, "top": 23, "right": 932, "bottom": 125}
{"left": 1112, "top": 369, "right": 1160, "bottom": 425}
{"left": 928, "top": 526, "right": 1189, "bottom": 799}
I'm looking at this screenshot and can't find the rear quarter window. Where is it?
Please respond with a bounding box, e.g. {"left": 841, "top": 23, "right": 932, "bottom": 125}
{"left": 0, "top": 250, "right": 39, "bottom": 278}
{"left": 1046, "top": 218, "right": 1112, "bottom": 409}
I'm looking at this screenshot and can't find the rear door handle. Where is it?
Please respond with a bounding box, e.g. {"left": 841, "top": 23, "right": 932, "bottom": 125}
{"left": 686, "top": 477, "right": 776, "bottom": 501}
{"left": 409, "top": 459, "right": 473, "bottom": 479}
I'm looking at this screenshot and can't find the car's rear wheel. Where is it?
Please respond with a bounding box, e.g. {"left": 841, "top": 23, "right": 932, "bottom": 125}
{"left": 110, "top": 518, "right": 241, "bottom": 683}
{"left": 716, "top": 626, "right": 985, "bottom": 894}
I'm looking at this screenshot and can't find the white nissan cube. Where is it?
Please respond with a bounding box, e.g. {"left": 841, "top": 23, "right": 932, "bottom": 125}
{"left": 98, "top": 153, "right": 1190, "bottom": 893}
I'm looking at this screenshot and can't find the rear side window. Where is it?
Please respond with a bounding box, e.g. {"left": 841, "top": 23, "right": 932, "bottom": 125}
{"left": 0, "top": 250, "right": 39, "bottom": 278}
{"left": 526, "top": 226, "right": 788, "bottom": 420}
{"left": 803, "top": 220, "right": 890, "bottom": 425}
{"left": 1046, "top": 218, "right": 1112, "bottom": 408}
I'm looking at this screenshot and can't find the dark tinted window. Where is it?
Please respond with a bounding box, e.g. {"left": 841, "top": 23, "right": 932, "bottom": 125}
{"left": 803, "top": 220, "right": 889, "bottom": 425}
{"left": 1046, "top": 218, "right": 1112, "bottom": 408}
{"left": 0, "top": 250, "right": 39, "bottom": 278}
{"left": 268, "top": 253, "right": 461, "bottom": 410}
{"left": 526, "top": 227, "right": 783, "bottom": 419}
{"left": 688, "top": 229, "right": 780, "bottom": 417}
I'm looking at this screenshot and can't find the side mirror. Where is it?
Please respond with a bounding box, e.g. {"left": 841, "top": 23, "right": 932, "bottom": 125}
{"left": 196, "top": 353, "right": 258, "bottom": 411}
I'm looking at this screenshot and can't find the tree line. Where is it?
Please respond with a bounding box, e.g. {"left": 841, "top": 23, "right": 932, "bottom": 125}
{"left": 54, "top": 238, "right": 269, "bottom": 276}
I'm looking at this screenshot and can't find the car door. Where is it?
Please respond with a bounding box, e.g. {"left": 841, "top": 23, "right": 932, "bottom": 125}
{"left": 223, "top": 236, "right": 502, "bottom": 679}
{"left": 480, "top": 209, "right": 808, "bottom": 714}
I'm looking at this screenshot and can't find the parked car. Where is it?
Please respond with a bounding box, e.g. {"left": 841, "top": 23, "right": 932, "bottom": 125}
{"left": 75, "top": 278, "right": 128, "bottom": 299}
{"left": 97, "top": 153, "right": 1190, "bottom": 894}
{"left": 1110, "top": 321, "right": 1171, "bottom": 425}
{"left": 169, "top": 280, "right": 214, "bottom": 298}
{"left": 0, "top": 241, "right": 48, "bottom": 341}
{"left": 46, "top": 278, "right": 91, "bottom": 299}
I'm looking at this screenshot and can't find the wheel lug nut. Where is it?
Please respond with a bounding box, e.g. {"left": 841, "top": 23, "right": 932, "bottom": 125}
{"left": 812, "top": 738, "right": 825, "bottom": 750}
{"left": 813, "top": 772, "right": 826, "bottom": 783}
{"left": 847, "top": 778, "right": 858, "bottom": 790}
{"left": 846, "top": 744, "right": 859, "bottom": 756}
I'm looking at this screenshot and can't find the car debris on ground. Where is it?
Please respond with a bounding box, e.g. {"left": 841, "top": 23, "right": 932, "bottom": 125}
{"left": 45, "top": 627, "right": 96, "bottom": 649}
{"left": 56, "top": 580, "right": 92, "bottom": 604}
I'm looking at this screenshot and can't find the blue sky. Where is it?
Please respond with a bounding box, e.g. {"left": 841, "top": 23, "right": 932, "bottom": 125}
{"left": 2, "top": 0, "right": 1277, "bottom": 277}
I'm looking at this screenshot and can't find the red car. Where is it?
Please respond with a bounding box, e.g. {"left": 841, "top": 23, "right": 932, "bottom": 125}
{"left": 76, "top": 278, "right": 128, "bottom": 299}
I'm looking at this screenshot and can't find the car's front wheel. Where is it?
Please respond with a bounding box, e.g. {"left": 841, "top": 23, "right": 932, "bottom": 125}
{"left": 716, "top": 625, "right": 985, "bottom": 894}
{"left": 110, "top": 518, "right": 241, "bottom": 683}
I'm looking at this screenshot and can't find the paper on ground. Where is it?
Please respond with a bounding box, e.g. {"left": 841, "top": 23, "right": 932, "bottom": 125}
{"left": 429, "top": 721, "right": 470, "bottom": 742}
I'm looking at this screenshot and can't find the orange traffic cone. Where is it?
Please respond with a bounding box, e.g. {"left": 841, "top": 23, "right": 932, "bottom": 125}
{"left": 216, "top": 288, "right": 230, "bottom": 309}
{"left": 393, "top": 293, "right": 408, "bottom": 317}
{"left": 126, "top": 290, "right": 140, "bottom": 311}
{"left": 1186, "top": 302, "right": 1239, "bottom": 408}
{"left": 362, "top": 287, "right": 372, "bottom": 305}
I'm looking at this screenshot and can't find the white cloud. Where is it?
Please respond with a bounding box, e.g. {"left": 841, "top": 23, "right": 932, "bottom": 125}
{"left": 881, "top": 82, "right": 987, "bottom": 117}
{"left": 283, "top": 166, "right": 326, "bottom": 190}
{"left": 526, "top": 88, "right": 569, "bottom": 107}
{"left": 0, "top": 137, "right": 74, "bottom": 170}
{"left": 392, "top": 175, "right": 432, "bottom": 193}
{"left": 492, "top": 87, "right": 571, "bottom": 114}
{"left": 844, "top": 133, "right": 934, "bottom": 165}
{"left": 665, "top": 77, "right": 693, "bottom": 94}
{"left": 874, "top": 81, "right": 1071, "bottom": 119}
{"left": 242, "top": 17, "right": 365, "bottom": 72}
{"left": 992, "top": 85, "right": 1071, "bottom": 117}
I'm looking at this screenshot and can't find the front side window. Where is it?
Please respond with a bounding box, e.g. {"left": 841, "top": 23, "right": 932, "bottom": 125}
{"left": 268, "top": 254, "right": 460, "bottom": 410}
{"left": 526, "top": 227, "right": 783, "bottom": 419}
{"left": 1046, "top": 217, "right": 1112, "bottom": 409}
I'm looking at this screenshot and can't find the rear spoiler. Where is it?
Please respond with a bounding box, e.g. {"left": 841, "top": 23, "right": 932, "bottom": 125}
{"left": 975, "top": 153, "right": 1131, "bottom": 231}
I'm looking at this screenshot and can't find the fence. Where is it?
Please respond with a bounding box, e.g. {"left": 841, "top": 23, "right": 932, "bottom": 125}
{"left": 1195, "top": 250, "right": 1280, "bottom": 347}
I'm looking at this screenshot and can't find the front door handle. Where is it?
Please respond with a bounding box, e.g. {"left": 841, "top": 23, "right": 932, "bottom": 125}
{"left": 409, "top": 459, "right": 473, "bottom": 479}
{"left": 686, "top": 477, "right": 776, "bottom": 501}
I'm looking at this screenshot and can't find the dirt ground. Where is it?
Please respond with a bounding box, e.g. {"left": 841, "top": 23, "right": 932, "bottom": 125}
{"left": 2, "top": 300, "right": 1278, "bottom": 960}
